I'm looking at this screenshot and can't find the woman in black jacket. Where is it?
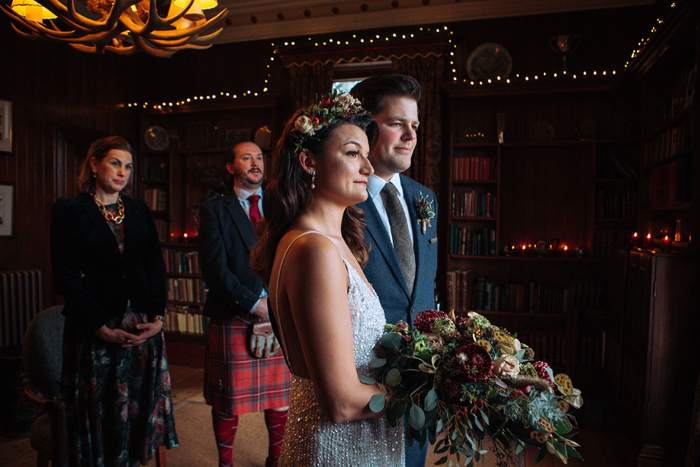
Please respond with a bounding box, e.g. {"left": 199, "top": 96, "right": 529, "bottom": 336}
{"left": 51, "top": 136, "right": 178, "bottom": 466}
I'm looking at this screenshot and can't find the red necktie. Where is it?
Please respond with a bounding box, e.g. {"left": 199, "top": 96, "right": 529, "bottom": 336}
{"left": 248, "top": 194, "right": 261, "bottom": 226}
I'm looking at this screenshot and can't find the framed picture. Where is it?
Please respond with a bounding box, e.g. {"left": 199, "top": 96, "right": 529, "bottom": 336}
{"left": 225, "top": 128, "right": 251, "bottom": 151}
{"left": 0, "top": 183, "right": 14, "bottom": 237}
{"left": 0, "top": 100, "right": 12, "bottom": 153}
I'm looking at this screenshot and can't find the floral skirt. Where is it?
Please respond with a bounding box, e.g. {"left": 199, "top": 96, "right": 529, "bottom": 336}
{"left": 56, "top": 309, "right": 179, "bottom": 467}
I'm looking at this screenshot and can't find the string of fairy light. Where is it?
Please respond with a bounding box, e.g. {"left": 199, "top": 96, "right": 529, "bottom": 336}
{"left": 127, "top": 2, "right": 678, "bottom": 110}
{"left": 625, "top": 1, "right": 676, "bottom": 68}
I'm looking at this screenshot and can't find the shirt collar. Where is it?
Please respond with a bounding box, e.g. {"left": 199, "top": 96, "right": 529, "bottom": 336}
{"left": 367, "top": 173, "right": 403, "bottom": 200}
{"left": 233, "top": 185, "right": 262, "bottom": 202}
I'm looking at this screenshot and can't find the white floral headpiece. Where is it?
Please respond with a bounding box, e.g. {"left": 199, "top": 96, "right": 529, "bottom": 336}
{"left": 292, "top": 90, "right": 365, "bottom": 153}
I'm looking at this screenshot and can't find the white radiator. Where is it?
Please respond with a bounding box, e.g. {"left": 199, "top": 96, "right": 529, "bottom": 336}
{"left": 0, "top": 270, "right": 42, "bottom": 348}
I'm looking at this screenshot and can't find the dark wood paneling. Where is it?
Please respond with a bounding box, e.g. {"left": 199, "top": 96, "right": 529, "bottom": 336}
{"left": 0, "top": 17, "right": 139, "bottom": 307}
{"left": 0, "top": 4, "right": 660, "bottom": 313}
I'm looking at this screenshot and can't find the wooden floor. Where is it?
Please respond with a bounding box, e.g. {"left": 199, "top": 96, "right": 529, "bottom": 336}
{"left": 0, "top": 365, "right": 626, "bottom": 467}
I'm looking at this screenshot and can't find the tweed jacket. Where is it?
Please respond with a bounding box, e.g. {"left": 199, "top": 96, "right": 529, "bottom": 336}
{"left": 50, "top": 192, "right": 167, "bottom": 335}
{"left": 357, "top": 175, "right": 438, "bottom": 326}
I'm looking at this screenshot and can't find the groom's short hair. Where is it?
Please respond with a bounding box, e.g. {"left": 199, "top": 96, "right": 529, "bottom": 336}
{"left": 351, "top": 74, "right": 421, "bottom": 115}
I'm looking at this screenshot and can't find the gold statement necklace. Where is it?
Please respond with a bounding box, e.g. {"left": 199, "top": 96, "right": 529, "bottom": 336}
{"left": 92, "top": 193, "right": 125, "bottom": 224}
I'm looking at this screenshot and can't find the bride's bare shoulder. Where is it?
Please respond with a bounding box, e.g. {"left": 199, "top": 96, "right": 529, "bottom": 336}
{"left": 278, "top": 230, "right": 343, "bottom": 273}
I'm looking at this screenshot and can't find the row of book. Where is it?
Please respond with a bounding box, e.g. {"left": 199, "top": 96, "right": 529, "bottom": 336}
{"left": 445, "top": 270, "right": 606, "bottom": 314}
{"left": 163, "top": 248, "right": 201, "bottom": 274}
{"left": 166, "top": 277, "right": 207, "bottom": 303}
{"left": 517, "top": 331, "right": 568, "bottom": 369}
{"left": 164, "top": 304, "right": 210, "bottom": 335}
{"left": 142, "top": 157, "right": 169, "bottom": 181}
{"left": 568, "top": 279, "right": 606, "bottom": 311}
{"left": 449, "top": 225, "right": 497, "bottom": 256}
{"left": 577, "top": 329, "right": 605, "bottom": 369}
{"left": 144, "top": 188, "right": 168, "bottom": 212}
{"left": 452, "top": 156, "right": 495, "bottom": 181}
{"left": 654, "top": 65, "right": 695, "bottom": 125}
{"left": 593, "top": 227, "right": 632, "bottom": 259}
{"left": 595, "top": 188, "right": 636, "bottom": 219}
{"left": 154, "top": 219, "right": 169, "bottom": 243}
{"left": 642, "top": 118, "right": 692, "bottom": 166}
{"left": 646, "top": 156, "right": 692, "bottom": 207}
{"left": 472, "top": 278, "right": 571, "bottom": 314}
{"left": 596, "top": 154, "right": 638, "bottom": 179}
{"left": 451, "top": 190, "right": 496, "bottom": 218}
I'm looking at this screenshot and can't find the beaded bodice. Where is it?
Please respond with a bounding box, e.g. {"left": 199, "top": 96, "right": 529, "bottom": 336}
{"left": 278, "top": 255, "right": 404, "bottom": 466}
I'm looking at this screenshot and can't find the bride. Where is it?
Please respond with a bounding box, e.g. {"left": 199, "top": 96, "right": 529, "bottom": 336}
{"left": 252, "top": 93, "right": 405, "bottom": 466}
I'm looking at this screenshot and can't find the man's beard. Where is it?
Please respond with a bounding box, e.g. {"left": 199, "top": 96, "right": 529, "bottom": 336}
{"left": 239, "top": 170, "right": 263, "bottom": 188}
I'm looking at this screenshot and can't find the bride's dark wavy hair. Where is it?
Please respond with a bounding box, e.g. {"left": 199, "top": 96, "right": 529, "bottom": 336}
{"left": 252, "top": 109, "right": 379, "bottom": 285}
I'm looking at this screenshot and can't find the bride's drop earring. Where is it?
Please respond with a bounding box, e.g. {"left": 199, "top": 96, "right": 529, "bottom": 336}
{"left": 310, "top": 170, "right": 316, "bottom": 190}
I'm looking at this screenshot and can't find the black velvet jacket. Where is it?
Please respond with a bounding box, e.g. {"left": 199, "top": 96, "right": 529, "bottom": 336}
{"left": 50, "top": 192, "right": 167, "bottom": 335}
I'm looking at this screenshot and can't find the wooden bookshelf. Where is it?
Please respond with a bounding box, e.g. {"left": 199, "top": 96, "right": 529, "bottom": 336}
{"left": 440, "top": 78, "right": 638, "bottom": 382}
{"left": 137, "top": 95, "right": 281, "bottom": 366}
{"left": 606, "top": 3, "right": 700, "bottom": 465}
{"left": 630, "top": 0, "right": 699, "bottom": 254}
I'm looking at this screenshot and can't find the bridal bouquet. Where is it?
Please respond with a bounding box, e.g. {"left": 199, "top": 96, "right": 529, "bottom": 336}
{"left": 365, "top": 310, "right": 583, "bottom": 466}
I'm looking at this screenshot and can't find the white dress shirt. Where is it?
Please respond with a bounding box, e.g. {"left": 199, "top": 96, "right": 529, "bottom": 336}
{"left": 367, "top": 173, "right": 415, "bottom": 247}
{"left": 233, "top": 185, "right": 264, "bottom": 219}
{"left": 232, "top": 185, "right": 266, "bottom": 313}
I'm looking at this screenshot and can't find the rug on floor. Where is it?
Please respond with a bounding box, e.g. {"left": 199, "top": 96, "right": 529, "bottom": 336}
{"left": 150, "top": 401, "right": 269, "bottom": 467}
{"left": 156, "top": 400, "right": 519, "bottom": 467}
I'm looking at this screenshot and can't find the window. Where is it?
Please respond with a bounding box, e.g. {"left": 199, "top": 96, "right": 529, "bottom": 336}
{"left": 332, "top": 60, "right": 393, "bottom": 95}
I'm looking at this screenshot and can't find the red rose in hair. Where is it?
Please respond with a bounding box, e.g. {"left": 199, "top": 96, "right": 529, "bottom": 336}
{"left": 413, "top": 309, "right": 449, "bottom": 333}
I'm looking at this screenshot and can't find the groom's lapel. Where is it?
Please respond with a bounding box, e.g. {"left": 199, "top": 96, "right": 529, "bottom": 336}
{"left": 361, "top": 199, "right": 411, "bottom": 298}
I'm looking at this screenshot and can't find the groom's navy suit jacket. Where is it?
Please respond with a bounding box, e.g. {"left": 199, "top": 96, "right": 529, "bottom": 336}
{"left": 357, "top": 175, "right": 438, "bottom": 326}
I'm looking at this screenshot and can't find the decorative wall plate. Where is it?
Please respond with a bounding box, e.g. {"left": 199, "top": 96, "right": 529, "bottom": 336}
{"left": 529, "top": 121, "right": 555, "bottom": 142}
{"left": 144, "top": 125, "right": 169, "bottom": 151}
{"left": 466, "top": 43, "right": 512, "bottom": 81}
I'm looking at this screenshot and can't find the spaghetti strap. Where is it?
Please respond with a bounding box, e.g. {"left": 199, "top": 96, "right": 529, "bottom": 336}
{"left": 275, "top": 231, "right": 337, "bottom": 307}
{"left": 272, "top": 230, "right": 344, "bottom": 377}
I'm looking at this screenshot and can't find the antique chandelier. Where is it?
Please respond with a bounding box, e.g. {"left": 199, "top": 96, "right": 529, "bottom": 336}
{"left": 1, "top": 0, "right": 228, "bottom": 57}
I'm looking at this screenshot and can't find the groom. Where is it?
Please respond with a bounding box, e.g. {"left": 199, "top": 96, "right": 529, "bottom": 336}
{"left": 352, "top": 74, "right": 438, "bottom": 467}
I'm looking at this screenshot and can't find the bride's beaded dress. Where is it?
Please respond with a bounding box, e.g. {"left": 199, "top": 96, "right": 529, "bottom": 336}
{"left": 276, "top": 233, "right": 405, "bottom": 466}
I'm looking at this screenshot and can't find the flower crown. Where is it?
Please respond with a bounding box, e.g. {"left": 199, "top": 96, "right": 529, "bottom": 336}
{"left": 292, "top": 90, "right": 366, "bottom": 154}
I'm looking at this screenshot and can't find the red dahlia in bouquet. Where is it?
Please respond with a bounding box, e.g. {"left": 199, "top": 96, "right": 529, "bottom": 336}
{"left": 364, "top": 310, "right": 583, "bottom": 466}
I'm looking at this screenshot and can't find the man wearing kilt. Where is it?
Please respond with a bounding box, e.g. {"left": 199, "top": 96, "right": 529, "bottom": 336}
{"left": 199, "top": 141, "right": 291, "bottom": 467}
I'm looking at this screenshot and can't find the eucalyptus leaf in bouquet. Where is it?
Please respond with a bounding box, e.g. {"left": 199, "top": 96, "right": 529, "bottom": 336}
{"left": 366, "top": 310, "right": 583, "bottom": 466}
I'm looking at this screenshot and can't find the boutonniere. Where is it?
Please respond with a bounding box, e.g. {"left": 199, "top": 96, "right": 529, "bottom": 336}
{"left": 414, "top": 191, "right": 435, "bottom": 234}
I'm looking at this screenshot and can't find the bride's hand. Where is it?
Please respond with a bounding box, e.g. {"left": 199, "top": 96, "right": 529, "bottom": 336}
{"left": 374, "top": 383, "right": 395, "bottom": 409}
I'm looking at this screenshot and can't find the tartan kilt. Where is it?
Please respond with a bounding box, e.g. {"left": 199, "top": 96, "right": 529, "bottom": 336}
{"left": 204, "top": 317, "right": 291, "bottom": 415}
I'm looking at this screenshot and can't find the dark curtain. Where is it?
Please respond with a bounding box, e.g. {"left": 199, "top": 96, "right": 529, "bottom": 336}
{"left": 395, "top": 53, "right": 445, "bottom": 195}
{"left": 287, "top": 62, "right": 334, "bottom": 110}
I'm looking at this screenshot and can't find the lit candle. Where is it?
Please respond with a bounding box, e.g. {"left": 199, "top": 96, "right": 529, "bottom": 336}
{"left": 631, "top": 232, "right": 639, "bottom": 248}
{"left": 644, "top": 233, "right": 652, "bottom": 249}
{"left": 662, "top": 235, "right": 671, "bottom": 252}
{"left": 521, "top": 244, "right": 527, "bottom": 256}
{"left": 563, "top": 245, "right": 568, "bottom": 258}
{"left": 183, "top": 232, "right": 189, "bottom": 243}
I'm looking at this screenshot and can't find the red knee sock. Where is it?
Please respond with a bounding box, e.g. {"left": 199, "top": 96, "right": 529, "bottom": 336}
{"left": 212, "top": 408, "right": 239, "bottom": 467}
{"left": 264, "top": 409, "right": 288, "bottom": 467}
